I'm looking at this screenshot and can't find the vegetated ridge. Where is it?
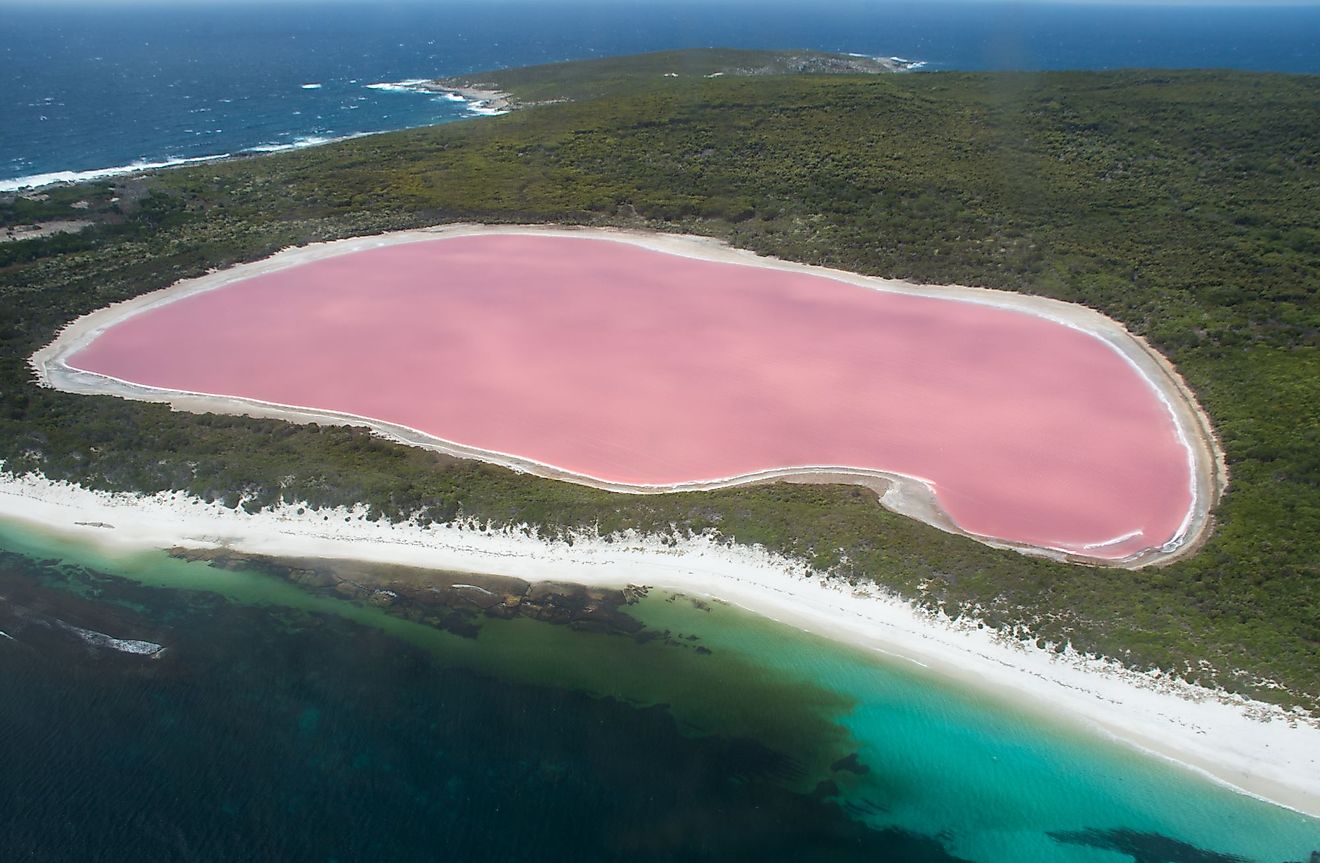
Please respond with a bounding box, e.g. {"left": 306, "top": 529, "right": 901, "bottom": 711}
{"left": 435, "top": 47, "right": 918, "bottom": 107}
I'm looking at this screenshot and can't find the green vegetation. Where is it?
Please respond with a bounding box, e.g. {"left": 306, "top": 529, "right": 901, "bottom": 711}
{"left": 440, "top": 47, "right": 906, "bottom": 104}
{"left": 1, "top": 51, "right": 1317, "bottom": 708}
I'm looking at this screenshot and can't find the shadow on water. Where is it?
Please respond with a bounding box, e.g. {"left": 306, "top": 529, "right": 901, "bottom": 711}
{"left": 1047, "top": 828, "right": 1305, "bottom": 863}
{"left": 0, "top": 538, "right": 978, "bottom": 862}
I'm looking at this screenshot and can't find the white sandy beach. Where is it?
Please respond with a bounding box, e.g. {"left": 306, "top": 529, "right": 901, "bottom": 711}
{"left": 0, "top": 471, "right": 1315, "bottom": 818}
{"left": 31, "top": 224, "right": 1227, "bottom": 567}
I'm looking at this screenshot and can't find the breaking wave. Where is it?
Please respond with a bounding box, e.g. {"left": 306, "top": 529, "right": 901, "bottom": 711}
{"left": 0, "top": 154, "right": 230, "bottom": 192}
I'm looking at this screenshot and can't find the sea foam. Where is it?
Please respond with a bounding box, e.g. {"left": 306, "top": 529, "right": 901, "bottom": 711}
{"left": 245, "top": 132, "right": 373, "bottom": 154}
{"left": 0, "top": 155, "right": 230, "bottom": 193}
{"left": 246, "top": 135, "right": 336, "bottom": 153}
{"left": 365, "top": 78, "right": 434, "bottom": 94}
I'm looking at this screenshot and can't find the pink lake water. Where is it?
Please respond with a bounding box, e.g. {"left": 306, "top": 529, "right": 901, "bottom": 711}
{"left": 69, "top": 234, "right": 1194, "bottom": 559}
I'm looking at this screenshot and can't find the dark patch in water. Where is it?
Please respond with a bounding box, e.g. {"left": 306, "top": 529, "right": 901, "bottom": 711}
{"left": 1048, "top": 828, "right": 1255, "bottom": 863}
{"left": 0, "top": 564, "right": 168, "bottom": 666}
{"left": 831, "top": 752, "right": 872, "bottom": 776}
{"left": 171, "top": 547, "right": 654, "bottom": 641}
{"left": 0, "top": 551, "right": 974, "bottom": 861}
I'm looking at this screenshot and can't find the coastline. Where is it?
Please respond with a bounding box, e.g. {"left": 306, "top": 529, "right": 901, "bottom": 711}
{"left": 0, "top": 469, "right": 1315, "bottom": 818}
{"left": 418, "top": 83, "right": 513, "bottom": 114}
{"left": 0, "top": 91, "right": 506, "bottom": 194}
{"left": 31, "top": 224, "right": 1227, "bottom": 568}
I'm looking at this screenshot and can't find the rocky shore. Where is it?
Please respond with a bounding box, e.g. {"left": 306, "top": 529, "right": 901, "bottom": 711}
{"left": 417, "top": 82, "right": 513, "bottom": 113}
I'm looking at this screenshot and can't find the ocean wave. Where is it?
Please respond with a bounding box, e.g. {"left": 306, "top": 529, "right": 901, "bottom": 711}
{"left": 301, "top": 83, "right": 323, "bottom": 89}
{"left": 364, "top": 79, "right": 499, "bottom": 114}
{"left": 245, "top": 132, "right": 372, "bottom": 154}
{"left": 0, "top": 154, "right": 230, "bottom": 193}
{"left": 2, "top": 91, "right": 501, "bottom": 192}
{"left": 0, "top": 131, "right": 388, "bottom": 191}
{"left": 365, "top": 78, "right": 434, "bottom": 94}
{"left": 246, "top": 135, "right": 336, "bottom": 153}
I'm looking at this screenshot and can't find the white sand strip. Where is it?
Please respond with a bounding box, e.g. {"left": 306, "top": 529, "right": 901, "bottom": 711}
{"left": 0, "top": 470, "right": 1314, "bottom": 817}
{"left": 30, "top": 223, "right": 1227, "bottom": 567}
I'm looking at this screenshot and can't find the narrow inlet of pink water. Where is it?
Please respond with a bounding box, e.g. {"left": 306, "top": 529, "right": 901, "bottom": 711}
{"left": 69, "top": 235, "right": 1193, "bottom": 558}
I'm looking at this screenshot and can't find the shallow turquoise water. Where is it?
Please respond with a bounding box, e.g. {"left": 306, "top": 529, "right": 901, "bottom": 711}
{"left": 0, "top": 518, "right": 1315, "bottom": 861}
{"left": 639, "top": 598, "right": 1320, "bottom": 861}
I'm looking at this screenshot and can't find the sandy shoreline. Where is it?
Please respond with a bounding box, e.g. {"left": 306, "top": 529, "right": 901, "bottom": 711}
{"left": 0, "top": 470, "right": 1314, "bottom": 817}
{"left": 30, "top": 224, "right": 1227, "bottom": 567}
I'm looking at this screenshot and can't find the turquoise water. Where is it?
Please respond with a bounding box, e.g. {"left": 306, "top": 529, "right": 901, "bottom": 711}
{"left": 640, "top": 599, "right": 1320, "bottom": 861}
{"left": 0, "top": 517, "right": 1315, "bottom": 861}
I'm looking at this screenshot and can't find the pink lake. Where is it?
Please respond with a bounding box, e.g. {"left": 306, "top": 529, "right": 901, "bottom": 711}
{"left": 69, "top": 234, "right": 1194, "bottom": 559}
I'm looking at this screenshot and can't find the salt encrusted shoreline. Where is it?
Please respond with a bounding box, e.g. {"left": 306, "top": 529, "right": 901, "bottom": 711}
{"left": 0, "top": 472, "right": 1316, "bottom": 818}
{"left": 30, "top": 224, "right": 1227, "bottom": 567}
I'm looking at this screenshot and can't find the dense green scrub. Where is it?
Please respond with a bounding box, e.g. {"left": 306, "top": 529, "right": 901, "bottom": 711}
{"left": 2, "top": 53, "right": 1316, "bottom": 708}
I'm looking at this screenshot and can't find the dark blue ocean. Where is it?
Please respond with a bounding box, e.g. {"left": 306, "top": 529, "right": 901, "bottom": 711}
{"left": 3, "top": 0, "right": 1319, "bottom": 189}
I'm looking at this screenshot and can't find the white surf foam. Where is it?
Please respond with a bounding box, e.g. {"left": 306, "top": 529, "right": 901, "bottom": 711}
{"left": 60, "top": 622, "right": 164, "bottom": 656}
{"left": 244, "top": 131, "right": 373, "bottom": 154}
{"left": 0, "top": 154, "right": 231, "bottom": 192}
{"left": 246, "top": 135, "right": 336, "bottom": 153}
{"left": 365, "top": 78, "right": 433, "bottom": 94}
